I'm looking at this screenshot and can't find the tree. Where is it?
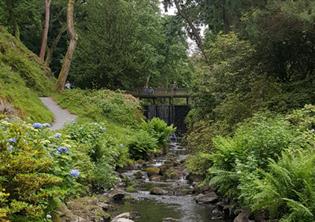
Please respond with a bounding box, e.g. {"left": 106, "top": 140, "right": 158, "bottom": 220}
{"left": 56, "top": 0, "right": 77, "bottom": 91}
{"left": 70, "top": 0, "right": 192, "bottom": 90}
{"left": 39, "top": 0, "right": 52, "bottom": 61}
{"left": 0, "top": 0, "right": 42, "bottom": 44}
{"left": 163, "top": 0, "right": 208, "bottom": 61}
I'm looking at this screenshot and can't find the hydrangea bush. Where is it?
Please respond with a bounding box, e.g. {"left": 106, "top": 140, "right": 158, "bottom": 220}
{"left": 63, "top": 122, "right": 129, "bottom": 191}
{"left": 0, "top": 118, "right": 93, "bottom": 221}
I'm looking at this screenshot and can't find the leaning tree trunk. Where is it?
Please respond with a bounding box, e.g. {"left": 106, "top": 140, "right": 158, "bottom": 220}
{"left": 39, "top": 0, "right": 52, "bottom": 61}
{"left": 173, "top": 0, "right": 209, "bottom": 63}
{"left": 56, "top": 0, "right": 77, "bottom": 91}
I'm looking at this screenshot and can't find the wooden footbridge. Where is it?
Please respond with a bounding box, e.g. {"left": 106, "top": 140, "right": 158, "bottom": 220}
{"left": 131, "top": 87, "right": 191, "bottom": 105}
{"left": 130, "top": 88, "right": 192, "bottom": 134}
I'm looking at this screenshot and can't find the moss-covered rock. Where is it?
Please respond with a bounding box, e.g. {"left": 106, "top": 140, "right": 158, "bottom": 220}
{"left": 55, "top": 197, "right": 111, "bottom": 222}
{"left": 145, "top": 167, "right": 160, "bottom": 177}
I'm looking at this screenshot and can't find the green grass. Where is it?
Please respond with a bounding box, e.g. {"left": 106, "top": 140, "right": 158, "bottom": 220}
{"left": 54, "top": 89, "right": 145, "bottom": 154}
{"left": 0, "top": 27, "right": 54, "bottom": 122}
{"left": 53, "top": 89, "right": 143, "bottom": 125}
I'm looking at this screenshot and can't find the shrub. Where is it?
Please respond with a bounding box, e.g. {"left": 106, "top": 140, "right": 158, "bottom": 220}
{"left": 208, "top": 113, "right": 297, "bottom": 200}
{"left": 238, "top": 106, "right": 315, "bottom": 221}
{"left": 141, "top": 118, "right": 175, "bottom": 147}
{"left": 286, "top": 104, "right": 315, "bottom": 131}
{"left": 0, "top": 118, "right": 92, "bottom": 221}
{"left": 186, "top": 152, "right": 212, "bottom": 178}
{"left": 128, "top": 130, "right": 158, "bottom": 160}
{"left": 64, "top": 122, "right": 130, "bottom": 191}
{"left": 248, "top": 148, "right": 315, "bottom": 222}
{"left": 184, "top": 119, "right": 229, "bottom": 153}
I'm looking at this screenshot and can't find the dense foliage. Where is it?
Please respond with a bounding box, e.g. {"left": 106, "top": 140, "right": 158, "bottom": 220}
{"left": 1, "top": 0, "right": 315, "bottom": 221}
{"left": 187, "top": 106, "right": 315, "bottom": 221}
{"left": 0, "top": 90, "right": 174, "bottom": 220}
{"left": 141, "top": 118, "right": 175, "bottom": 147}
{"left": 0, "top": 119, "right": 92, "bottom": 221}
{"left": 187, "top": 0, "right": 315, "bottom": 139}
{"left": 70, "top": 0, "right": 192, "bottom": 89}
{"left": 185, "top": 7, "right": 315, "bottom": 219}
{"left": 208, "top": 113, "right": 297, "bottom": 199}
{"left": 56, "top": 90, "right": 175, "bottom": 161}
{"left": 0, "top": 0, "right": 193, "bottom": 89}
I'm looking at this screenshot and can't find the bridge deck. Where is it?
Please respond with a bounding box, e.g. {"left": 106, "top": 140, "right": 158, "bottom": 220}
{"left": 131, "top": 88, "right": 191, "bottom": 98}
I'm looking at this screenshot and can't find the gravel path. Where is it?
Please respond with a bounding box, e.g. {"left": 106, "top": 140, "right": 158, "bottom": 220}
{"left": 40, "top": 97, "right": 77, "bottom": 130}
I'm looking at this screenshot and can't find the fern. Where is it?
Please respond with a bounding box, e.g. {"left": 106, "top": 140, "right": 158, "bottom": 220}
{"left": 250, "top": 149, "right": 315, "bottom": 221}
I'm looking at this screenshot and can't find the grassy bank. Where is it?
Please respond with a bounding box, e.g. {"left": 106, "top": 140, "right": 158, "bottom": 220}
{"left": 0, "top": 27, "right": 54, "bottom": 122}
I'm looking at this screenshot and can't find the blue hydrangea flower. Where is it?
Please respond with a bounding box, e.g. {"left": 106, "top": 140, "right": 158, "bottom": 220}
{"left": 57, "top": 146, "right": 69, "bottom": 154}
{"left": 7, "top": 145, "right": 13, "bottom": 153}
{"left": 54, "top": 133, "right": 62, "bottom": 138}
{"left": 70, "top": 169, "right": 80, "bottom": 177}
{"left": 32, "top": 123, "right": 43, "bottom": 129}
{"left": 43, "top": 123, "right": 51, "bottom": 128}
{"left": 8, "top": 138, "right": 17, "bottom": 143}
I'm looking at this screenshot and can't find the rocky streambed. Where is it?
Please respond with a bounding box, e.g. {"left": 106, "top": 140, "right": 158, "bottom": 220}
{"left": 110, "top": 141, "right": 234, "bottom": 222}
{"left": 53, "top": 141, "right": 258, "bottom": 222}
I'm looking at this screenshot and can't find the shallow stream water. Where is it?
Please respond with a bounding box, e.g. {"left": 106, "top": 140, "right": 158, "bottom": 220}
{"left": 114, "top": 142, "right": 229, "bottom": 222}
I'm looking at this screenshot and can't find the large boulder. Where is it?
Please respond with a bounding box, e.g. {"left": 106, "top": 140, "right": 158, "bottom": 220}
{"left": 54, "top": 198, "right": 111, "bottom": 222}
{"left": 111, "top": 212, "right": 134, "bottom": 222}
{"left": 233, "top": 210, "right": 252, "bottom": 222}
{"left": 195, "top": 192, "right": 218, "bottom": 204}
{"left": 150, "top": 187, "right": 168, "bottom": 195}
{"left": 109, "top": 189, "right": 126, "bottom": 202}
{"left": 145, "top": 167, "right": 160, "bottom": 177}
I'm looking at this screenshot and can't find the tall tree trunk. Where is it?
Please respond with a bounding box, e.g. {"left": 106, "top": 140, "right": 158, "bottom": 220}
{"left": 173, "top": 0, "right": 209, "bottom": 63}
{"left": 45, "top": 24, "right": 67, "bottom": 66}
{"left": 222, "top": 0, "right": 230, "bottom": 33}
{"left": 39, "top": 0, "right": 52, "bottom": 61}
{"left": 56, "top": 0, "right": 77, "bottom": 91}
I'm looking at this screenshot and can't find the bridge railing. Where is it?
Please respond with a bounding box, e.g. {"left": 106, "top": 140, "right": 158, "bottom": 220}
{"left": 131, "top": 87, "right": 190, "bottom": 98}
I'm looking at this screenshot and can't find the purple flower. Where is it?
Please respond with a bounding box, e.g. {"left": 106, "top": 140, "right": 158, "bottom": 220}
{"left": 54, "top": 133, "right": 62, "bottom": 138}
{"left": 70, "top": 169, "right": 80, "bottom": 177}
{"left": 57, "top": 146, "right": 69, "bottom": 154}
{"left": 32, "top": 123, "right": 43, "bottom": 129}
{"left": 8, "top": 138, "right": 16, "bottom": 143}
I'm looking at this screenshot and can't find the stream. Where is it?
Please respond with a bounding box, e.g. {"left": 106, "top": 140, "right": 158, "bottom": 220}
{"left": 113, "top": 141, "right": 231, "bottom": 222}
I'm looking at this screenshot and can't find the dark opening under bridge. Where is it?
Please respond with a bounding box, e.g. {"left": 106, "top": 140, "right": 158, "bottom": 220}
{"left": 130, "top": 88, "right": 192, "bottom": 134}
